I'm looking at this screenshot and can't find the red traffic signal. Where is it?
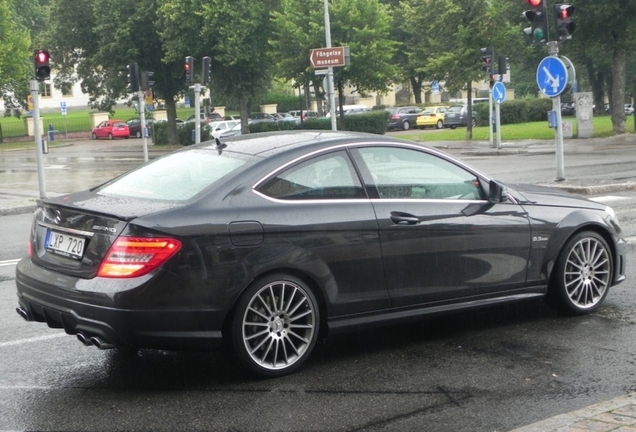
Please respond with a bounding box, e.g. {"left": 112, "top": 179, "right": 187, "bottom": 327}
{"left": 480, "top": 46, "right": 494, "bottom": 73}
{"left": 184, "top": 56, "right": 194, "bottom": 84}
{"left": 525, "top": 0, "right": 541, "bottom": 6}
{"left": 554, "top": 4, "right": 575, "bottom": 41}
{"left": 34, "top": 49, "right": 51, "bottom": 81}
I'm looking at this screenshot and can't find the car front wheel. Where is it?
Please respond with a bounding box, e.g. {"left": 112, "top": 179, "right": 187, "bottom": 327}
{"left": 548, "top": 231, "right": 612, "bottom": 315}
{"left": 91, "top": 133, "right": 97, "bottom": 140}
{"left": 108, "top": 133, "right": 113, "bottom": 140}
{"left": 471, "top": 117, "right": 477, "bottom": 127}
{"left": 231, "top": 274, "right": 320, "bottom": 377}
{"left": 136, "top": 130, "right": 141, "bottom": 138}
{"left": 436, "top": 120, "right": 443, "bottom": 129}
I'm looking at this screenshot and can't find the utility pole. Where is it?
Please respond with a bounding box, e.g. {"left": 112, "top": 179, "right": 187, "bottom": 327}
{"left": 324, "top": 0, "right": 337, "bottom": 131}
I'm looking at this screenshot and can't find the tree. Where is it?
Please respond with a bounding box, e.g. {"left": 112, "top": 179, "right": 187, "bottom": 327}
{"left": 403, "top": 0, "right": 496, "bottom": 139}
{"left": 0, "top": 0, "right": 32, "bottom": 117}
{"left": 159, "top": 0, "right": 276, "bottom": 133}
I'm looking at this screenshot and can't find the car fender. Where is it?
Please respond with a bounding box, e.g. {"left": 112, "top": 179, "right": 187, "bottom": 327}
{"left": 534, "top": 208, "right": 618, "bottom": 285}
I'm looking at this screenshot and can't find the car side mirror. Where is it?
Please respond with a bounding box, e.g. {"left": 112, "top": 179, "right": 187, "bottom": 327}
{"left": 489, "top": 180, "right": 508, "bottom": 203}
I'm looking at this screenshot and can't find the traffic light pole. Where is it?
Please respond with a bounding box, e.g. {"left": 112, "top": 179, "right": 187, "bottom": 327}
{"left": 30, "top": 80, "right": 47, "bottom": 198}
{"left": 548, "top": 41, "right": 565, "bottom": 181}
{"left": 488, "top": 87, "right": 494, "bottom": 147}
{"left": 138, "top": 90, "right": 148, "bottom": 163}
{"left": 190, "top": 83, "right": 203, "bottom": 144}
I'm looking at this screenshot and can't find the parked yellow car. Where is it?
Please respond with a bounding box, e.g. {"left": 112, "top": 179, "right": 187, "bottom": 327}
{"left": 416, "top": 106, "right": 450, "bottom": 129}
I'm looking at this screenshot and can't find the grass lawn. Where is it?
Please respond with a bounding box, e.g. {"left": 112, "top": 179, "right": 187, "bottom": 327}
{"left": 400, "top": 115, "right": 636, "bottom": 142}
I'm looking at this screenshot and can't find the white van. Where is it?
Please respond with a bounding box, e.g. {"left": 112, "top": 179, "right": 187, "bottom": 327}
{"left": 326, "top": 104, "right": 370, "bottom": 117}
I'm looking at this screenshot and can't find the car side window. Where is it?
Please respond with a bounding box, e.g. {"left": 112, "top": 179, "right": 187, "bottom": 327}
{"left": 356, "top": 147, "right": 484, "bottom": 200}
{"left": 257, "top": 151, "right": 366, "bottom": 200}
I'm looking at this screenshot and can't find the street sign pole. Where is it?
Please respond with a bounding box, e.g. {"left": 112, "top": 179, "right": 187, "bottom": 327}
{"left": 488, "top": 86, "right": 494, "bottom": 148}
{"left": 324, "top": 0, "right": 337, "bottom": 131}
{"left": 30, "top": 80, "right": 46, "bottom": 199}
{"left": 138, "top": 90, "right": 148, "bottom": 163}
{"left": 547, "top": 41, "right": 565, "bottom": 181}
{"left": 495, "top": 101, "right": 502, "bottom": 149}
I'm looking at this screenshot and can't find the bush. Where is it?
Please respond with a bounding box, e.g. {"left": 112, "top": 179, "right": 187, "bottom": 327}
{"left": 299, "top": 111, "right": 389, "bottom": 134}
{"left": 473, "top": 98, "right": 553, "bottom": 126}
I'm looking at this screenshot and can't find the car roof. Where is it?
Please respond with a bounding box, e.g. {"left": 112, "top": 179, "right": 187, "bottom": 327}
{"left": 198, "top": 130, "right": 409, "bottom": 159}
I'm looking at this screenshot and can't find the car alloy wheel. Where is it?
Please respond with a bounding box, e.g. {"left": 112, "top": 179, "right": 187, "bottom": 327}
{"left": 108, "top": 133, "right": 113, "bottom": 140}
{"left": 471, "top": 118, "right": 477, "bottom": 127}
{"left": 403, "top": 121, "right": 410, "bottom": 130}
{"left": 550, "top": 231, "right": 612, "bottom": 315}
{"left": 232, "top": 274, "right": 319, "bottom": 377}
{"left": 91, "top": 133, "right": 97, "bottom": 140}
{"left": 436, "top": 120, "right": 443, "bottom": 129}
{"left": 136, "top": 130, "right": 141, "bottom": 138}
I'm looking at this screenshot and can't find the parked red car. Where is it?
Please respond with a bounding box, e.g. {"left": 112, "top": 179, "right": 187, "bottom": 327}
{"left": 91, "top": 120, "right": 130, "bottom": 140}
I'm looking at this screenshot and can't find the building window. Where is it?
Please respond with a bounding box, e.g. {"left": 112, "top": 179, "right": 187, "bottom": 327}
{"left": 40, "top": 83, "right": 52, "bottom": 98}
{"left": 61, "top": 82, "right": 73, "bottom": 97}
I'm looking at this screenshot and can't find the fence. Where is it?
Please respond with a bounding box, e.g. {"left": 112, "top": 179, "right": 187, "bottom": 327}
{"left": 0, "top": 114, "right": 92, "bottom": 141}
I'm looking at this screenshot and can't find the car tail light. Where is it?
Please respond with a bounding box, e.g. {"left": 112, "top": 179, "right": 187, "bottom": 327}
{"left": 97, "top": 237, "right": 182, "bottom": 278}
{"left": 391, "top": 114, "right": 400, "bottom": 119}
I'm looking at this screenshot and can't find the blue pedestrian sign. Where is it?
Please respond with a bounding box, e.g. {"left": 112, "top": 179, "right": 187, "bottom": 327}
{"left": 184, "top": 96, "right": 191, "bottom": 108}
{"left": 492, "top": 82, "right": 506, "bottom": 104}
{"left": 60, "top": 101, "right": 67, "bottom": 116}
{"left": 536, "top": 57, "right": 569, "bottom": 97}
{"left": 431, "top": 81, "right": 439, "bottom": 94}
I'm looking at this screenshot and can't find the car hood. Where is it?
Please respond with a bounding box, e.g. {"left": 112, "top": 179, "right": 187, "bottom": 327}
{"left": 508, "top": 183, "right": 605, "bottom": 210}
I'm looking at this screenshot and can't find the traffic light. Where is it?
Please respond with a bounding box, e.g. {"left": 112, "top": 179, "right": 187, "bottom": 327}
{"left": 522, "top": 0, "right": 549, "bottom": 43}
{"left": 141, "top": 71, "right": 155, "bottom": 91}
{"left": 202, "top": 56, "right": 211, "bottom": 84}
{"left": 185, "top": 56, "right": 194, "bottom": 83}
{"left": 34, "top": 49, "right": 51, "bottom": 81}
{"left": 480, "top": 46, "right": 494, "bottom": 74}
{"left": 498, "top": 56, "right": 508, "bottom": 75}
{"left": 127, "top": 63, "right": 140, "bottom": 92}
{"left": 554, "top": 4, "right": 575, "bottom": 41}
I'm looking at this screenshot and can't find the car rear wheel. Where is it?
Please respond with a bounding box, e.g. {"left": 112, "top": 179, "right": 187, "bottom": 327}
{"left": 108, "top": 133, "right": 113, "bottom": 140}
{"left": 136, "top": 130, "right": 141, "bottom": 138}
{"left": 436, "top": 120, "right": 443, "bottom": 129}
{"left": 548, "top": 231, "right": 612, "bottom": 315}
{"left": 450, "top": 125, "right": 457, "bottom": 129}
{"left": 471, "top": 118, "right": 477, "bottom": 127}
{"left": 91, "top": 133, "right": 97, "bottom": 140}
{"left": 402, "top": 120, "right": 411, "bottom": 130}
{"left": 231, "top": 274, "right": 320, "bottom": 377}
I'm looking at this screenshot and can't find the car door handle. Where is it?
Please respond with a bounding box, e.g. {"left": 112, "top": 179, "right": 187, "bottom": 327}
{"left": 390, "top": 212, "right": 420, "bottom": 225}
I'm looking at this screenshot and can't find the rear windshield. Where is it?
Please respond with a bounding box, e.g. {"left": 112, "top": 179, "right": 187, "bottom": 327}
{"left": 98, "top": 149, "right": 246, "bottom": 201}
{"left": 447, "top": 106, "right": 463, "bottom": 112}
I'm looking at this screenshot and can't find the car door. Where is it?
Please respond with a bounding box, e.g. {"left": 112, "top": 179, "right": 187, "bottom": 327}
{"left": 254, "top": 149, "right": 390, "bottom": 316}
{"left": 94, "top": 121, "right": 108, "bottom": 138}
{"left": 350, "top": 145, "right": 531, "bottom": 307}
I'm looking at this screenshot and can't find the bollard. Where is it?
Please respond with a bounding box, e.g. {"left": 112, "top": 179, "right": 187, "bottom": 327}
{"left": 48, "top": 123, "right": 55, "bottom": 141}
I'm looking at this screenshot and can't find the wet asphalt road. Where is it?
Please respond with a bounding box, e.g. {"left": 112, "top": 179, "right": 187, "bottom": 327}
{"left": 2, "top": 138, "right": 636, "bottom": 430}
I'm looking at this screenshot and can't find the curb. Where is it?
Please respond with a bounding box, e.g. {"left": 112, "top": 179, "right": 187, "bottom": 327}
{"left": 546, "top": 182, "right": 636, "bottom": 195}
{"left": 510, "top": 392, "right": 636, "bottom": 432}
{"left": 0, "top": 205, "right": 36, "bottom": 216}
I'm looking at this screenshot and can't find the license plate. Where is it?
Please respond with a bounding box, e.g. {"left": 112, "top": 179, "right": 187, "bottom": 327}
{"left": 45, "top": 230, "right": 85, "bottom": 259}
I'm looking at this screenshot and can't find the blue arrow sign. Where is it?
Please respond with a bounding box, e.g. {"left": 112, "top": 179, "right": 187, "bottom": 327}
{"left": 536, "top": 57, "right": 568, "bottom": 97}
{"left": 492, "top": 82, "right": 506, "bottom": 104}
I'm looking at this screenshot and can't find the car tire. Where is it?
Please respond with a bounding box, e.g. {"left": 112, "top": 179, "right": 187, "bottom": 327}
{"left": 450, "top": 125, "right": 457, "bottom": 129}
{"left": 136, "top": 131, "right": 141, "bottom": 138}
{"left": 402, "top": 121, "right": 411, "bottom": 131}
{"left": 547, "top": 231, "right": 612, "bottom": 315}
{"left": 471, "top": 117, "right": 477, "bottom": 127}
{"left": 108, "top": 133, "right": 113, "bottom": 140}
{"left": 231, "top": 274, "right": 320, "bottom": 378}
{"left": 91, "top": 133, "right": 97, "bottom": 140}
{"left": 436, "top": 120, "right": 443, "bottom": 129}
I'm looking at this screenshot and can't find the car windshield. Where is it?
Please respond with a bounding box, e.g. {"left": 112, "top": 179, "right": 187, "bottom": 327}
{"left": 98, "top": 149, "right": 247, "bottom": 201}
{"left": 447, "top": 106, "right": 463, "bottom": 112}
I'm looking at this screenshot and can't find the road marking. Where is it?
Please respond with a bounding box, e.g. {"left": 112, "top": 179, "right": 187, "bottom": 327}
{"left": 590, "top": 196, "right": 631, "bottom": 203}
{"left": 0, "top": 333, "right": 67, "bottom": 348}
{"left": 624, "top": 236, "right": 636, "bottom": 244}
{"left": 0, "top": 259, "right": 20, "bottom": 267}
{"left": 44, "top": 165, "right": 67, "bottom": 170}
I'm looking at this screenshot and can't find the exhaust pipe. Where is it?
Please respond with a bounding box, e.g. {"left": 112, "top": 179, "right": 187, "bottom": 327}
{"left": 89, "top": 336, "right": 116, "bottom": 350}
{"left": 77, "top": 332, "right": 93, "bottom": 346}
{"left": 16, "top": 307, "right": 30, "bottom": 321}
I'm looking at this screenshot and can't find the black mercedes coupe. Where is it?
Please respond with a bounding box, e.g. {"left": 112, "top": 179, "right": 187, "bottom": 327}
{"left": 15, "top": 131, "right": 626, "bottom": 377}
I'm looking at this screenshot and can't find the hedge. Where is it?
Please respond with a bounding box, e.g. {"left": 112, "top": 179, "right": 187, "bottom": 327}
{"left": 152, "top": 121, "right": 211, "bottom": 146}
{"left": 473, "top": 98, "right": 553, "bottom": 125}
